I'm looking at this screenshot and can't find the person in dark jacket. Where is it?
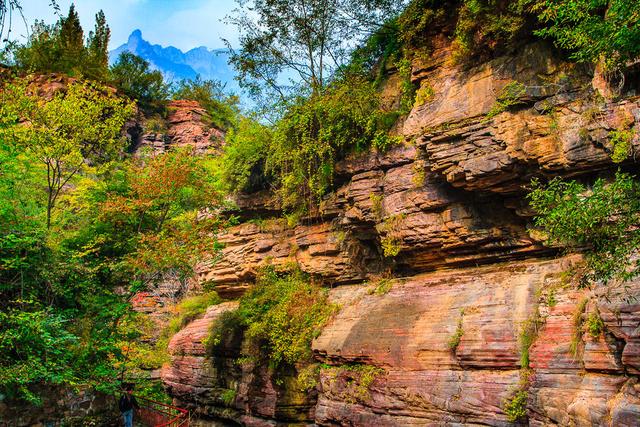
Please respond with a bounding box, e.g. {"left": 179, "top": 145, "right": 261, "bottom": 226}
{"left": 119, "top": 384, "right": 139, "bottom": 427}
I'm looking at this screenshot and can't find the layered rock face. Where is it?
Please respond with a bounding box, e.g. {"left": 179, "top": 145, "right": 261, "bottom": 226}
{"left": 314, "top": 258, "right": 640, "bottom": 426}
{"left": 161, "top": 40, "right": 640, "bottom": 426}
{"left": 162, "top": 302, "right": 315, "bottom": 426}
{"left": 137, "top": 100, "right": 224, "bottom": 154}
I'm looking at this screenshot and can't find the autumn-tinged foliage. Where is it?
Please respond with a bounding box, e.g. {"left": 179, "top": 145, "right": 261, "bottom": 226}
{"left": 97, "top": 148, "right": 227, "bottom": 280}
{"left": 0, "top": 81, "right": 225, "bottom": 402}
{"left": 1, "top": 78, "right": 135, "bottom": 228}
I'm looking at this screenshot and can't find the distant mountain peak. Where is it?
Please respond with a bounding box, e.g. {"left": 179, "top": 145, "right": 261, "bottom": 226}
{"left": 129, "top": 29, "right": 142, "bottom": 40}
{"left": 110, "top": 30, "right": 238, "bottom": 91}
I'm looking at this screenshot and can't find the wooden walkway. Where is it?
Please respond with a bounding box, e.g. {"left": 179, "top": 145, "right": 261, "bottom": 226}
{"left": 134, "top": 395, "right": 189, "bottom": 427}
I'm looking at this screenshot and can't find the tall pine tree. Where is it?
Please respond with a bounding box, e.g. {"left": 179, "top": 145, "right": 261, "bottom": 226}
{"left": 86, "top": 10, "right": 110, "bottom": 80}
{"left": 57, "top": 4, "right": 84, "bottom": 74}
{"left": 14, "top": 5, "right": 112, "bottom": 80}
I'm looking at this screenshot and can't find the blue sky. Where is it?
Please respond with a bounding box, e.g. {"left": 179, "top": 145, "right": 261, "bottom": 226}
{"left": 19, "top": 0, "right": 239, "bottom": 50}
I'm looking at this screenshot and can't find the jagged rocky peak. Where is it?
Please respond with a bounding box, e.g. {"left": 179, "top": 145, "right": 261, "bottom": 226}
{"left": 109, "top": 29, "right": 238, "bottom": 88}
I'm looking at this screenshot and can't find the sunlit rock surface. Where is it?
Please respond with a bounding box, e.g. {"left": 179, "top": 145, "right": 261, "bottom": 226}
{"left": 160, "top": 40, "right": 640, "bottom": 426}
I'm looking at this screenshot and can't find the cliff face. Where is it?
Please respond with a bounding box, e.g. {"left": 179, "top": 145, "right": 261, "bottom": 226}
{"left": 160, "top": 40, "right": 640, "bottom": 426}
{"left": 136, "top": 99, "right": 225, "bottom": 155}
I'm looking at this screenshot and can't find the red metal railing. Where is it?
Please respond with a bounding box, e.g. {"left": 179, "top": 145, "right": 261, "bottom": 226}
{"left": 134, "top": 395, "right": 189, "bottom": 427}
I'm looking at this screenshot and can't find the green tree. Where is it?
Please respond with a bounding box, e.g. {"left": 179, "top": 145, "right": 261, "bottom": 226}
{"left": 531, "top": 0, "right": 640, "bottom": 70}
{"left": 0, "top": 79, "right": 135, "bottom": 228}
{"left": 110, "top": 52, "right": 170, "bottom": 111}
{"left": 12, "top": 5, "right": 110, "bottom": 79}
{"left": 86, "top": 10, "right": 110, "bottom": 80}
{"left": 226, "top": 0, "right": 405, "bottom": 101}
{"left": 0, "top": 305, "right": 78, "bottom": 404}
{"left": 57, "top": 4, "right": 85, "bottom": 74}
{"left": 12, "top": 20, "right": 59, "bottom": 72}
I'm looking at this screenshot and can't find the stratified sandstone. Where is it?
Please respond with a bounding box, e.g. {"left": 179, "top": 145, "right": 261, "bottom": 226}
{"left": 162, "top": 302, "right": 315, "bottom": 426}
{"left": 136, "top": 100, "right": 224, "bottom": 154}
{"left": 161, "top": 39, "right": 640, "bottom": 426}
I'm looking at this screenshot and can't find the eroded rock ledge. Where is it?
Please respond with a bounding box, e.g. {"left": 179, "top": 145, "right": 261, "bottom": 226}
{"left": 160, "top": 40, "right": 640, "bottom": 426}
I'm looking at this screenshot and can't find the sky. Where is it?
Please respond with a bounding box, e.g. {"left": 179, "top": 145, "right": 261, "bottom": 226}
{"left": 18, "top": 0, "right": 239, "bottom": 50}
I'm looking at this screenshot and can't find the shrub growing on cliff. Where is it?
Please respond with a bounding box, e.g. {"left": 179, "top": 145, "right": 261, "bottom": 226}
{"left": 518, "top": 311, "right": 543, "bottom": 368}
{"left": 609, "top": 128, "right": 634, "bottom": 163}
{"left": 586, "top": 311, "right": 605, "bottom": 337}
{"left": 208, "top": 267, "right": 337, "bottom": 367}
{"left": 529, "top": 172, "right": 640, "bottom": 284}
{"left": 569, "top": 298, "right": 588, "bottom": 357}
{"left": 266, "top": 72, "right": 402, "bottom": 216}
{"left": 397, "top": 0, "right": 536, "bottom": 63}
{"left": 452, "top": 0, "right": 536, "bottom": 63}
{"left": 486, "top": 81, "right": 527, "bottom": 119}
{"left": 448, "top": 309, "right": 465, "bottom": 351}
{"left": 504, "top": 390, "right": 528, "bottom": 422}
{"left": 159, "top": 291, "right": 222, "bottom": 350}
{"left": 215, "top": 116, "right": 273, "bottom": 193}
{"left": 322, "top": 364, "right": 385, "bottom": 403}
{"left": 377, "top": 214, "right": 406, "bottom": 257}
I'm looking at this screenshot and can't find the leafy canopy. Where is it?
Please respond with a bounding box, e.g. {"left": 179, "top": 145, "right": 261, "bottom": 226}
{"left": 13, "top": 5, "right": 110, "bottom": 81}
{"left": 529, "top": 172, "right": 640, "bottom": 284}
{"left": 532, "top": 0, "right": 640, "bottom": 70}
{"left": 0, "top": 78, "right": 225, "bottom": 402}
{"left": 0, "top": 78, "right": 135, "bottom": 228}
{"left": 226, "top": 0, "right": 406, "bottom": 101}
{"left": 110, "top": 52, "right": 170, "bottom": 112}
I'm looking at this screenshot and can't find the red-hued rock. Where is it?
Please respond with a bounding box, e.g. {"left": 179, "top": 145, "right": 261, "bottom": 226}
{"left": 157, "top": 40, "right": 640, "bottom": 427}
{"left": 195, "top": 143, "right": 548, "bottom": 295}
{"left": 312, "top": 258, "right": 640, "bottom": 426}
{"left": 162, "top": 303, "right": 239, "bottom": 399}
{"left": 161, "top": 301, "right": 316, "bottom": 425}
{"left": 136, "top": 100, "right": 225, "bottom": 154}
{"left": 195, "top": 221, "right": 375, "bottom": 297}
{"left": 312, "top": 258, "right": 571, "bottom": 424}
{"left": 417, "top": 98, "right": 640, "bottom": 194}
{"left": 166, "top": 100, "right": 224, "bottom": 154}
{"left": 316, "top": 369, "right": 521, "bottom": 426}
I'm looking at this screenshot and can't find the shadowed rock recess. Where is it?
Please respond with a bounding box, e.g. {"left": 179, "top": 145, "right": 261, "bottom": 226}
{"left": 158, "top": 42, "right": 640, "bottom": 426}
